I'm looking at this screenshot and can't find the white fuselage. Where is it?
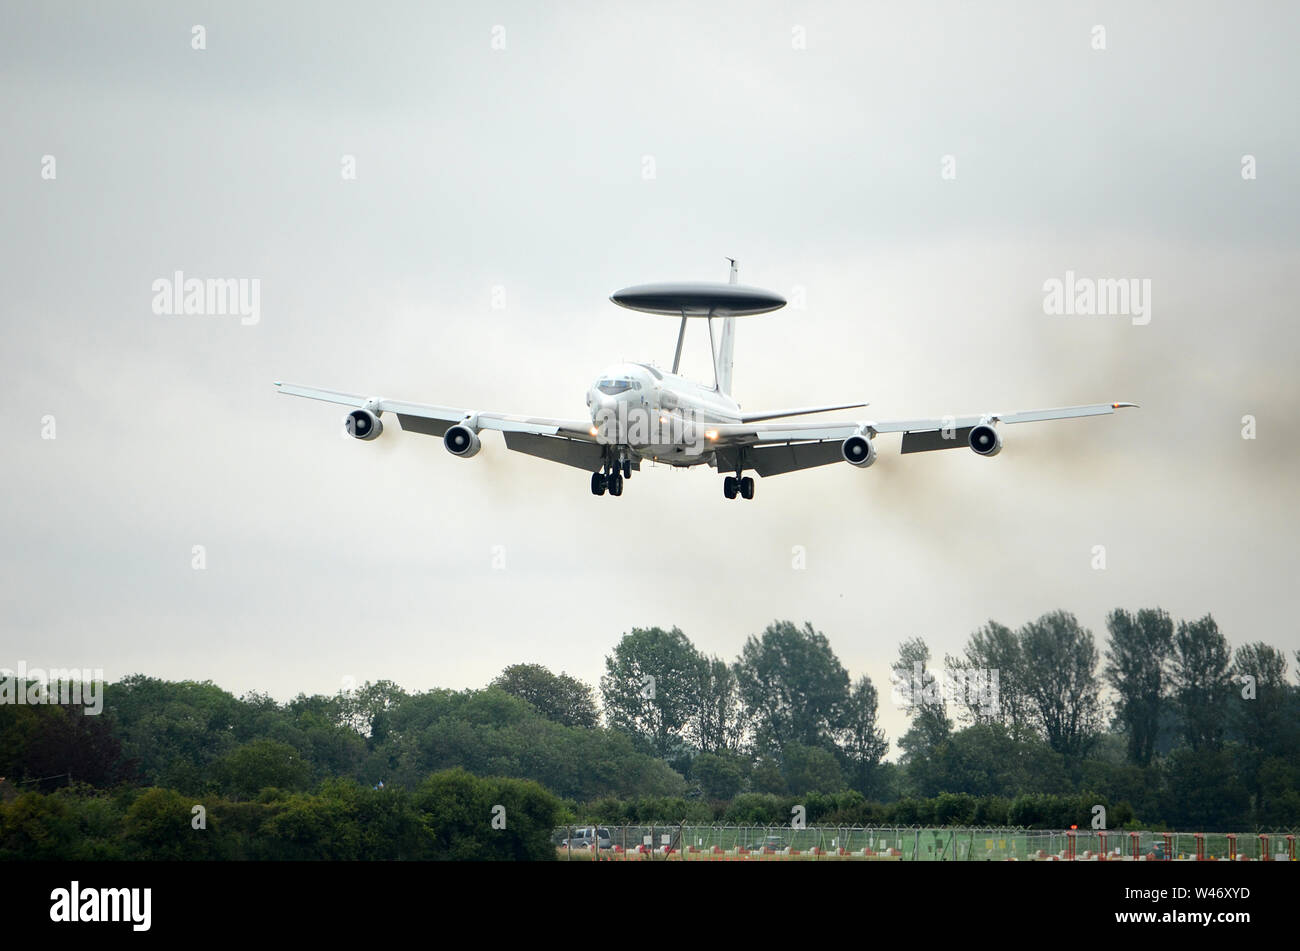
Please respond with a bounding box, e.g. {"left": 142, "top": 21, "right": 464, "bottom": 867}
{"left": 586, "top": 362, "right": 737, "bottom": 466}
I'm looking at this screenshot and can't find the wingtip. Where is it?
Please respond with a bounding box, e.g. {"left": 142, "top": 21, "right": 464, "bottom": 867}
{"left": 1112, "top": 401, "right": 1139, "bottom": 409}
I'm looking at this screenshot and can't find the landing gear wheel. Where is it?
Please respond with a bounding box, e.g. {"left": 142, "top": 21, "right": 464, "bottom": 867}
{"left": 608, "top": 473, "right": 624, "bottom": 497}
{"left": 740, "top": 476, "right": 755, "bottom": 500}
{"left": 591, "top": 472, "right": 607, "bottom": 496}
{"left": 621, "top": 460, "right": 632, "bottom": 479}
{"left": 723, "top": 476, "right": 738, "bottom": 499}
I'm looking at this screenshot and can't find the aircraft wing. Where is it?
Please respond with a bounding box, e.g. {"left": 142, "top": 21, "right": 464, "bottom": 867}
{"left": 274, "top": 381, "right": 608, "bottom": 469}
{"left": 738, "top": 402, "right": 867, "bottom": 423}
{"left": 710, "top": 402, "right": 1137, "bottom": 476}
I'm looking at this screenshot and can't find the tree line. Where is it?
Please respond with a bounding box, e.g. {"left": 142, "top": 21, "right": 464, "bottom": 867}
{"left": 1, "top": 608, "right": 1297, "bottom": 859}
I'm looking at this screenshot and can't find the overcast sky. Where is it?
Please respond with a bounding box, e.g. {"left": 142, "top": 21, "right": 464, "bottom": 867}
{"left": 2, "top": 1, "right": 1297, "bottom": 752}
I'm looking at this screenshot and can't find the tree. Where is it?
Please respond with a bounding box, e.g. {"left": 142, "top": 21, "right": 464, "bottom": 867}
{"left": 1230, "top": 642, "right": 1292, "bottom": 818}
{"left": 921, "top": 723, "right": 1071, "bottom": 800}
{"left": 0, "top": 792, "right": 80, "bottom": 860}
{"left": 948, "top": 621, "right": 1028, "bottom": 734}
{"left": 837, "top": 675, "right": 889, "bottom": 797}
{"left": 105, "top": 675, "right": 245, "bottom": 787}
{"left": 490, "top": 664, "right": 599, "bottom": 729}
{"left": 216, "top": 739, "right": 310, "bottom": 799}
{"left": 0, "top": 702, "right": 133, "bottom": 790}
{"left": 692, "top": 657, "right": 746, "bottom": 753}
{"left": 124, "top": 788, "right": 215, "bottom": 859}
{"left": 338, "top": 680, "right": 408, "bottom": 747}
{"left": 1161, "top": 746, "right": 1249, "bottom": 830}
{"left": 600, "top": 627, "right": 705, "bottom": 758}
{"left": 782, "top": 743, "right": 847, "bottom": 795}
{"left": 1104, "top": 607, "right": 1174, "bottom": 765}
{"left": 894, "top": 637, "right": 952, "bottom": 764}
{"left": 1170, "top": 615, "right": 1233, "bottom": 751}
{"left": 691, "top": 751, "right": 746, "bottom": 800}
{"left": 735, "top": 620, "right": 850, "bottom": 753}
{"left": 1230, "top": 643, "right": 1290, "bottom": 754}
{"left": 415, "top": 768, "right": 560, "bottom": 861}
{"left": 1016, "top": 611, "right": 1103, "bottom": 759}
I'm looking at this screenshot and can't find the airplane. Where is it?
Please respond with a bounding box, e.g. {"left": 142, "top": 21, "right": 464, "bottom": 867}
{"left": 274, "top": 261, "right": 1137, "bottom": 500}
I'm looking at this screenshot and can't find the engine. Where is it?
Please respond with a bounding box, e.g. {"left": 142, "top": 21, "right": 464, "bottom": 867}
{"left": 968, "top": 423, "right": 1002, "bottom": 457}
{"left": 443, "top": 424, "right": 482, "bottom": 458}
{"left": 344, "top": 408, "right": 383, "bottom": 441}
{"left": 841, "top": 434, "right": 877, "bottom": 468}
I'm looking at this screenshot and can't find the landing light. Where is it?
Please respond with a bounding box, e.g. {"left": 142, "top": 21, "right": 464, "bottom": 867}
{"left": 705, "top": 430, "right": 718, "bottom": 441}
{"left": 589, "top": 426, "right": 599, "bottom": 436}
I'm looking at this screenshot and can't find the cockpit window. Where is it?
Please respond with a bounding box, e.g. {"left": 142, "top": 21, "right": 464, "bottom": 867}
{"left": 597, "top": 379, "right": 633, "bottom": 395}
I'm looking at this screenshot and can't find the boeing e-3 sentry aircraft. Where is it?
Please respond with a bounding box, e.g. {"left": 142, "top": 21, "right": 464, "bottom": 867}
{"left": 275, "top": 261, "right": 1136, "bottom": 500}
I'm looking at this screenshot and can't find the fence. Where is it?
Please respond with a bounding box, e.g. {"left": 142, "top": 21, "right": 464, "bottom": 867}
{"left": 554, "top": 825, "right": 1300, "bottom": 860}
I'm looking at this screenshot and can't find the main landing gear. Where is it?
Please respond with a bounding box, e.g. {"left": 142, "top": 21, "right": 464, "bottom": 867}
{"left": 591, "top": 458, "right": 631, "bottom": 498}
{"left": 723, "top": 474, "right": 755, "bottom": 500}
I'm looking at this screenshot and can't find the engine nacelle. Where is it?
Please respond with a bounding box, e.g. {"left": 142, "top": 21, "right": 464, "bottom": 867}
{"left": 841, "top": 434, "right": 877, "bottom": 468}
{"left": 443, "top": 424, "right": 482, "bottom": 458}
{"left": 969, "top": 423, "right": 1002, "bottom": 457}
{"left": 345, "top": 408, "right": 383, "bottom": 441}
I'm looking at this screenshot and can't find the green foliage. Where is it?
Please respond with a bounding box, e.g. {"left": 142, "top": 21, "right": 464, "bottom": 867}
{"left": 0, "top": 792, "right": 80, "bottom": 859}
{"left": 933, "top": 792, "right": 977, "bottom": 825}
{"left": 1007, "top": 792, "right": 1104, "bottom": 830}
{"left": 838, "top": 675, "right": 889, "bottom": 797}
{"left": 1016, "top": 611, "right": 1103, "bottom": 759}
{"left": 491, "top": 664, "right": 599, "bottom": 729}
{"left": 723, "top": 793, "right": 785, "bottom": 824}
{"left": 1, "top": 773, "right": 560, "bottom": 861}
{"left": 416, "top": 769, "right": 560, "bottom": 861}
{"left": 781, "top": 743, "right": 847, "bottom": 796}
{"left": 1160, "top": 746, "right": 1251, "bottom": 830}
{"left": 693, "top": 657, "right": 746, "bottom": 753}
{"left": 949, "top": 620, "right": 1029, "bottom": 733}
{"left": 124, "top": 787, "right": 214, "bottom": 859}
{"left": 736, "top": 621, "right": 850, "bottom": 753}
{"left": 600, "top": 626, "right": 706, "bottom": 757}
{"left": 383, "top": 688, "right": 686, "bottom": 801}
{"left": 216, "top": 739, "right": 311, "bottom": 799}
{"left": 750, "top": 754, "right": 785, "bottom": 795}
{"left": 2, "top": 609, "right": 1297, "bottom": 858}
{"left": 1171, "top": 615, "right": 1233, "bottom": 751}
{"left": 909, "top": 723, "right": 1071, "bottom": 800}
{"left": 895, "top": 637, "right": 952, "bottom": 763}
{"left": 691, "top": 751, "right": 746, "bottom": 801}
{"left": 1105, "top": 608, "right": 1174, "bottom": 766}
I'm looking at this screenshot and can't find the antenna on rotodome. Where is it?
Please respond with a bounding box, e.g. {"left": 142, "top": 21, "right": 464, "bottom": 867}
{"left": 725, "top": 257, "right": 738, "bottom": 284}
